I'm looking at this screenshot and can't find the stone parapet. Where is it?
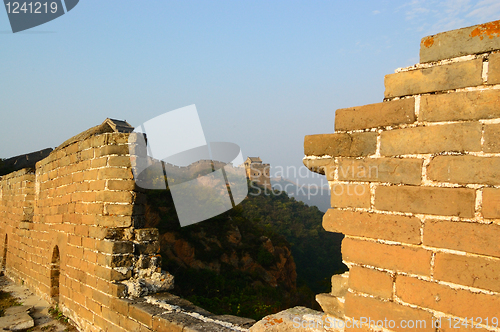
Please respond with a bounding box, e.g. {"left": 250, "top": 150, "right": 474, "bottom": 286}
{"left": 304, "top": 19, "right": 500, "bottom": 332}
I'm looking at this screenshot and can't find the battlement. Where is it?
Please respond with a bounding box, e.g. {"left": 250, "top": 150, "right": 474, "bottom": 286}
{"left": 304, "top": 19, "right": 500, "bottom": 331}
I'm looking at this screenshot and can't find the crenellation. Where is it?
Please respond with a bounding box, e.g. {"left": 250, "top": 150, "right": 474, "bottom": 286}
{"left": 0, "top": 118, "right": 188, "bottom": 332}
{"left": 303, "top": 19, "right": 500, "bottom": 332}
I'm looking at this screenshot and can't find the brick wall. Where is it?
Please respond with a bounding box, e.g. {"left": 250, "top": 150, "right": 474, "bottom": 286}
{"left": 0, "top": 128, "right": 173, "bottom": 332}
{"left": 306, "top": 20, "right": 500, "bottom": 331}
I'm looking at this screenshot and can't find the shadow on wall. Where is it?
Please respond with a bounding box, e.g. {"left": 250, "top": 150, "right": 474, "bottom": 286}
{"left": 50, "top": 246, "right": 60, "bottom": 305}
{"left": 1, "top": 234, "right": 6, "bottom": 273}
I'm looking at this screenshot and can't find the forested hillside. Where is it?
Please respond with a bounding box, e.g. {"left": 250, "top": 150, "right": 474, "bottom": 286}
{"left": 240, "top": 184, "right": 346, "bottom": 293}
{"left": 142, "top": 178, "right": 345, "bottom": 320}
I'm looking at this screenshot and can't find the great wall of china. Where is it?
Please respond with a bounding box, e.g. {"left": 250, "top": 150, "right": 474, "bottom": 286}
{"left": 2, "top": 19, "right": 500, "bottom": 332}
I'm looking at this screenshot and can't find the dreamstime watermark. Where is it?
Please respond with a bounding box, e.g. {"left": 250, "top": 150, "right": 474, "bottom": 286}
{"left": 3, "top": 0, "right": 79, "bottom": 33}
{"left": 129, "top": 105, "right": 248, "bottom": 227}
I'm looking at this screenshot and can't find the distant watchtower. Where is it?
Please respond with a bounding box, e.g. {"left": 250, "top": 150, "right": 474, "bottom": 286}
{"left": 244, "top": 157, "right": 271, "bottom": 190}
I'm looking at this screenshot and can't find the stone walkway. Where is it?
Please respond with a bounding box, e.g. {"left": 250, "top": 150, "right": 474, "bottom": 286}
{"left": 0, "top": 274, "right": 76, "bottom": 332}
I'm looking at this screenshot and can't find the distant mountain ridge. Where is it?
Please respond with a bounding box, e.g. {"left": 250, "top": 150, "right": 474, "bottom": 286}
{"left": 270, "top": 176, "right": 330, "bottom": 212}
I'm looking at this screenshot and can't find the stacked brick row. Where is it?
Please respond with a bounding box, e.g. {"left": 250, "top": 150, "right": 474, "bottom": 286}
{"left": 0, "top": 169, "right": 35, "bottom": 271}
{"left": 0, "top": 131, "right": 164, "bottom": 332}
{"left": 305, "top": 20, "right": 500, "bottom": 331}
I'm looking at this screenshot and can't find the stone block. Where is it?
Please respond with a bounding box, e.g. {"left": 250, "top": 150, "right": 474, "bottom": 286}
{"left": 434, "top": 252, "right": 500, "bottom": 292}
{"left": 335, "top": 98, "right": 415, "bottom": 131}
{"left": 427, "top": 155, "right": 500, "bottom": 185}
{"left": 96, "top": 240, "right": 134, "bottom": 254}
{"left": 375, "top": 185, "right": 475, "bottom": 217}
{"left": 348, "top": 265, "right": 393, "bottom": 299}
{"left": 345, "top": 293, "right": 434, "bottom": 332}
{"left": 304, "top": 132, "right": 377, "bottom": 157}
{"left": 380, "top": 122, "right": 482, "bottom": 155}
{"left": 342, "top": 237, "right": 432, "bottom": 276}
{"left": 420, "top": 89, "right": 500, "bottom": 122}
{"left": 336, "top": 157, "right": 422, "bottom": 184}
{"left": 385, "top": 59, "right": 483, "bottom": 98}
{"left": 330, "top": 183, "right": 371, "bottom": 209}
{"left": 331, "top": 272, "right": 349, "bottom": 297}
{"left": 249, "top": 306, "right": 331, "bottom": 332}
{"left": 396, "top": 276, "right": 500, "bottom": 321}
{"left": 420, "top": 20, "right": 500, "bottom": 63}
{"left": 423, "top": 220, "right": 500, "bottom": 258}
{"left": 484, "top": 123, "right": 500, "bottom": 153}
{"left": 323, "top": 209, "right": 421, "bottom": 244}
{"left": 316, "top": 293, "right": 344, "bottom": 318}
{"left": 134, "top": 228, "right": 159, "bottom": 242}
{"left": 489, "top": 52, "right": 500, "bottom": 84}
{"left": 302, "top": 158, "right": 332, "bottom": 175}
{"left": 483, "top": 188, "right": 500, "bottom": 218}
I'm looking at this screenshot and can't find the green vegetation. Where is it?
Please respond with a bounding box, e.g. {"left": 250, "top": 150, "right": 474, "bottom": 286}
{"left": 48, "top": 305, "right": 69, "bottom": 323}
{"left": 144, "top": 172, "right": 345, "bottom": 320}
{"left": 0, "top": 290, "right": 21, "bottom": 317}
{"left": 240, "top": 184, "right": 347, "bottom": 293}
{"left": 146, "top": 186, "right": 314, "bottom": 320}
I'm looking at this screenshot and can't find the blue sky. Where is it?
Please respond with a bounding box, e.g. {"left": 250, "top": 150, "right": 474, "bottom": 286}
{"left": 1, "top": 0, "right": 500, "bottom": 184}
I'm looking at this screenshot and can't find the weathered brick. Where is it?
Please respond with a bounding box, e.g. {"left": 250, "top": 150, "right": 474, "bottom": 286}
{"left": 121, "top": 317, "right": 142, "bottom": 332}
{"left": 342, "top": 237, "right": 432, "bottom": 275}
{"left": 96, "top": 145, "right": 129, "bottom": 157}
{"left": 323, "top": 209, "right": 421, "bottom": 244}
{"left": 153, "top": 315, "right": 184, "bottom": 332}
{"left": 96, "top": 191, "right": 133, "bottom": 203}
{"left": 348, "top": 265, "right": 393, "bottom": 299}
{"left": 330, "top": 183, "right": 371, "bottom": 209}
{"left": 90, "top": 227, "right": 126, "bottom": 240}
{"left": 302, "top": 158, "right": 333, "bottom": 175}
{"left": 92, "top": 289, "right": 111, "bottom": 308}
{"left": 134, "top": 229, "right": 159, "bottom": 242}
{"left": 488, "top": 52, "right": 500, "bottom": 84}
{"left": 483, "top": 123, "right": 500, "bottom": 153}
{"left": 109, "top": 283, "right": 127, "bottom": 298}
{"left": 134, "top": 241, "right": 160, "bottom": 255}
{"left": 421, "top": 89, "right": 500, "bottom": 122}
{"left": 420, "top": 20, "right": 500, "bottom": 63}
{"left": 380, "top": 123, "right": 482, "bottom": 156}
{"left": 96, "top": 240, "right": 134, "bottom": 254}
{"left": 331, "top": 272, "right": 349, "bottom": 297}
{"left": 94, "top": 265, "right": 131, "bottom": 281}
{"left": 434, "top": 252, "right": 500, "bottom": 293}
{"left": 108, "top": 156, "right": 132, "bottom": 167}
{"left": 91, "top": 157, "right": 107, "bottom": 169}
{"left": 88, "top": 180, "right": 106, "bottom": 191}
{"left": 106, "top": 204, "right": 134, "bottom": 216}
{"left": 423, "top": 220, "right": 500, "bottom": 258}
{"left": 385, "top": 59, "right": 483, "bottom": 98}
{"left": 427, "top": 155, "right": 500, "bottom": 185}
{"left": 97, "top": 253, "right": 134, "bottom": 268}
{"left": 336, "top": 158, "right": 422, "bottom": 184}
{"left": 375, "top": 185, "right": 475, "bottom": 217}
{"left": 129, "top": 303, "right": 153, "bottom": 328}
{"left": 96, "top": 215, "right": 132, "bottom": 228}
{"left": 316, "top": 293, "right": 344, "bottom": 318}
{"left": 304, "top": 132, "right": 377, "bottom": 157}
{"left": 107, "top": 179, "right": 136, "bottom": 191}
{"left": 97, "top": 168, "right": 133, "bottom": 181}
{"left": 335, "top": 98, "right": 415, "bottom": 131}
{"left": 396, "top": 275, "right": 500, "bottom": 321}
{"left": 483, "top": 188, "right": 500, "bottom": 218}
{"left": 110, "top": 297, "right": 131, "bottom": 316}
{"left": 345, "top": 292, "right": 434, "bottom": 332}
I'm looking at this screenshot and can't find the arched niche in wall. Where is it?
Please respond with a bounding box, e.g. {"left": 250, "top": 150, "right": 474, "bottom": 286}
{"left": 50, "top": 245, "right": 60, "bottom": 304}
{"left": 1, "top": 234, "right": 7, "bottom": 271}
